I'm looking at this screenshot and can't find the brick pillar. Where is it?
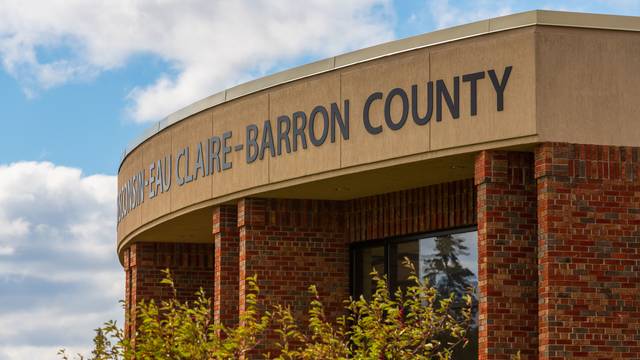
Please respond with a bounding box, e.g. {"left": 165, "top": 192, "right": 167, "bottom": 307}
{"left": 123, "top": 246, "right": 134, "bottom": 338}
{"left": 237, "top": 198, "right": 349, "bottom": 354}
{"left": 213, "top": 204, "right": 239, "bottom": 328}
{"left": 475, "top": 150, "right": 538, "bottom": 359}
{"left": 535, "top": 143, "right": 640, "bottom": 359}
{"left": 123, "top": 242, "right": 215, "bottom": 336}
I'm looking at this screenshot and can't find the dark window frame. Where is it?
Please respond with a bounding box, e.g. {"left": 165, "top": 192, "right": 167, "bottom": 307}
{"left": 349, "top": 225, "right": 479, "bottom": 359}
{"left": 349, "top": 225, "right": 478, "bottom": 299}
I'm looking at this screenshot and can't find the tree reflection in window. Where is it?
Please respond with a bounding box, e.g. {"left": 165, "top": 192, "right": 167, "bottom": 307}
{"left": 352, "top": 228, "right": 478, "bottom": 359}
{"left": 421, "top": 233, "right": 475, "bottom": 298}
{"left": 419, "top": 232, "right": 478, "bottom": 359}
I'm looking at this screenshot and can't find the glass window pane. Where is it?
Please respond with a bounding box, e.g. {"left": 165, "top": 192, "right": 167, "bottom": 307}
{"left": 419, "top": 231, "right": 478, "bottom": 296}
{"left": 352, "top": 229, "right": 478, "bottom": 359}
{"left": 389, "top": 240, "right": 419, "bottom": 294}
{"left": 353, "top": 245, "right": 385, "bottom": 300}
{"left": 418, "top": 231, "right": 478, "bottom": 359}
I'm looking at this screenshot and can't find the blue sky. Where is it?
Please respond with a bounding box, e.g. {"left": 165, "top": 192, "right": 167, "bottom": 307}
{"left": 1, "top": 1, "right": 639, "bottom": 359}
{"left": 0, "top": 54, "right": 163, "bottom": 174}
{"left": 2, "top": 0, "right": 639, "bottom": 175}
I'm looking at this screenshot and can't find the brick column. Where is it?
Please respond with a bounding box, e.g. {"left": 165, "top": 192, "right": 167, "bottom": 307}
{"left": 238, "top": 198, "right": 349, "bottom": 354}
{"left": 123, "top": 242, "right": 214, "bottom": 336}
{"left": 213, "top": 204, "right": 239, "bottom": 328}
{"left": 475, "top": 150, "right": 538, "bottom": 359}
{"left": 535, "top": 143, "right": 640, "bottom": 359}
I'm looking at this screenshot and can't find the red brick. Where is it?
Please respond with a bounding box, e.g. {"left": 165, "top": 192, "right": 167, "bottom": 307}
{"left": 123, "top": 242, "right": 214, "bottom": 337}
{"left": 475, "top": 150, "right": 538, "bottom": 360}
{"left": 536, "top": 143, "right": 640, "bottom": 359}
{"left": 213, "top": 204, "right": 239, "bottom": 329}
{"left": 238, "top": 198, "right": 349, "bottom": 355}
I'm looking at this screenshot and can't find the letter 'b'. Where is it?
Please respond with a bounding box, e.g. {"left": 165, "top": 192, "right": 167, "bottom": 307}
{"left": 246, "top": 124, "right": 259, "bottom": 164}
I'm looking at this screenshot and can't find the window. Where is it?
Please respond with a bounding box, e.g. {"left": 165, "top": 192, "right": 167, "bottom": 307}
{"left": 351, "top": 227, "right": 478, "bottom": 358}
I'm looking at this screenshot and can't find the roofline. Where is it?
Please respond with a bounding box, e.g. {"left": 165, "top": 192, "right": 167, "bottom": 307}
{"left": 118, "top": 9, "right": 640, "bottom": 171}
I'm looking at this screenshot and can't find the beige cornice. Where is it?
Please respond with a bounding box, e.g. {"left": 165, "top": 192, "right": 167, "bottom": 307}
{"left": 119, "top": 10, "right": 640, "bottom": 171}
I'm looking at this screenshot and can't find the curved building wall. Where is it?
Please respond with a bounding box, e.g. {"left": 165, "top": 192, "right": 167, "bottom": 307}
{"left": 117, "top": 11, "right": 640, "bottom": 256}
{"left": 118, "top": 10, "right": 640, "bottom": 359}
{"left": 117, "top": 25, "right": 537, "bottom": 253}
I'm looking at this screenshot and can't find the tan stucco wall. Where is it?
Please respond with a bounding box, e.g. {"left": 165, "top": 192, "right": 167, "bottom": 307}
{"left": 116, "top": 12, "right": 640, "bottom": 257}
{"left": 536, "top": 26, "right": 640, "bottom": 145}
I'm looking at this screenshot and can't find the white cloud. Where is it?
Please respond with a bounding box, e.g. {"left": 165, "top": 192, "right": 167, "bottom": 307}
{"left": 0, "top": 346, "right": 87, "bottom": 360}
{"left": 0, "top": 245, "right": 15, "bottom": 255}
{"left": 0, "top": 216, "right": 29, "bottom": 239}
{"left": 422, "top": 0, "right": 640, "bottom": 31}
{"left": 0, "top": 0, "right": 394, "bottom": 122}
{"left": 0, "top": 162, "right": 122, "bottom": 360}
{"left": 427, "top": 0, "right": 513, "bottom": 29}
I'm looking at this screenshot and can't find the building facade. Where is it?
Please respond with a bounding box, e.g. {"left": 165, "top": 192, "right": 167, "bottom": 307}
{"left": 117, "top": 10, "right": 640, "bottom": 359}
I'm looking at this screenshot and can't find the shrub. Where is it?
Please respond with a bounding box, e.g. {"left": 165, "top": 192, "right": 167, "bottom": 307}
{"left": 59, "top": 259, "right": 473, "bottom": 359}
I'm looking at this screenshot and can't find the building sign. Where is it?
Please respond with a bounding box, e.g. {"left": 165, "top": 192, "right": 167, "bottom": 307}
{"left": 117, "top": 66, "right": 512, "bottom": 223}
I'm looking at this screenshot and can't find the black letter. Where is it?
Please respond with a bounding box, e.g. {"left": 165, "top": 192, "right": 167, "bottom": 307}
{"left": 462, "top": 71, "right": 485, "bottom": 116}
{"left": 488, "top": 66, "right": 512, "bottom": 111}
{"left": 148, "top": 162, "right": 156, "bottom": 198}
{"left": 161, "top": 156, "right": 171, "bottom": 192}
{"left": 184, "top": 147, "right": 193, "bottom": 183}
{"left": 176, "top": 148, "right": 186, "bottom": 186}
{"left": 309, "top": 105, "right": 329, "bottom": 147}
{"left": 277, "top": 115, "right": 292, "bottom": 155}
{"left": 363, "top": 92, "right": 383, "bottom": 134}
{"left": 137, "top": 171, "right": 145, "bottom": 205}
{"left": 412, "top": 82, "right": 433, "bottom": 125}
{"left": 292, "top": 111, "right": 308, "bottom": 152}
{"left": 193, "top": 142, "right": 205, "bottom": 180}
{"left": 209, "top": 136, "right": 221, "bottom": 172}
{"left": 154, "top": 159, "right": 163, "bottom": 194}
{"left": 436, "top": 77, "right": 460, "bottom": 121}
{"left": 259, "top": 120, "right": 275, "bottom": 160}
{"left": 208, "top": 137, "right": 221, "bottom": 173}
{"left": 246, "top": 125, "right": 259, "bottom": 164}
{"left": 222, "top": 131, "right": 232, "bottom": 170}
{"left": 330, "top": 100, "right": 349, "bottom": 142}
{"left": 384, "top": 88, "right": 409, "bottom": 130}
